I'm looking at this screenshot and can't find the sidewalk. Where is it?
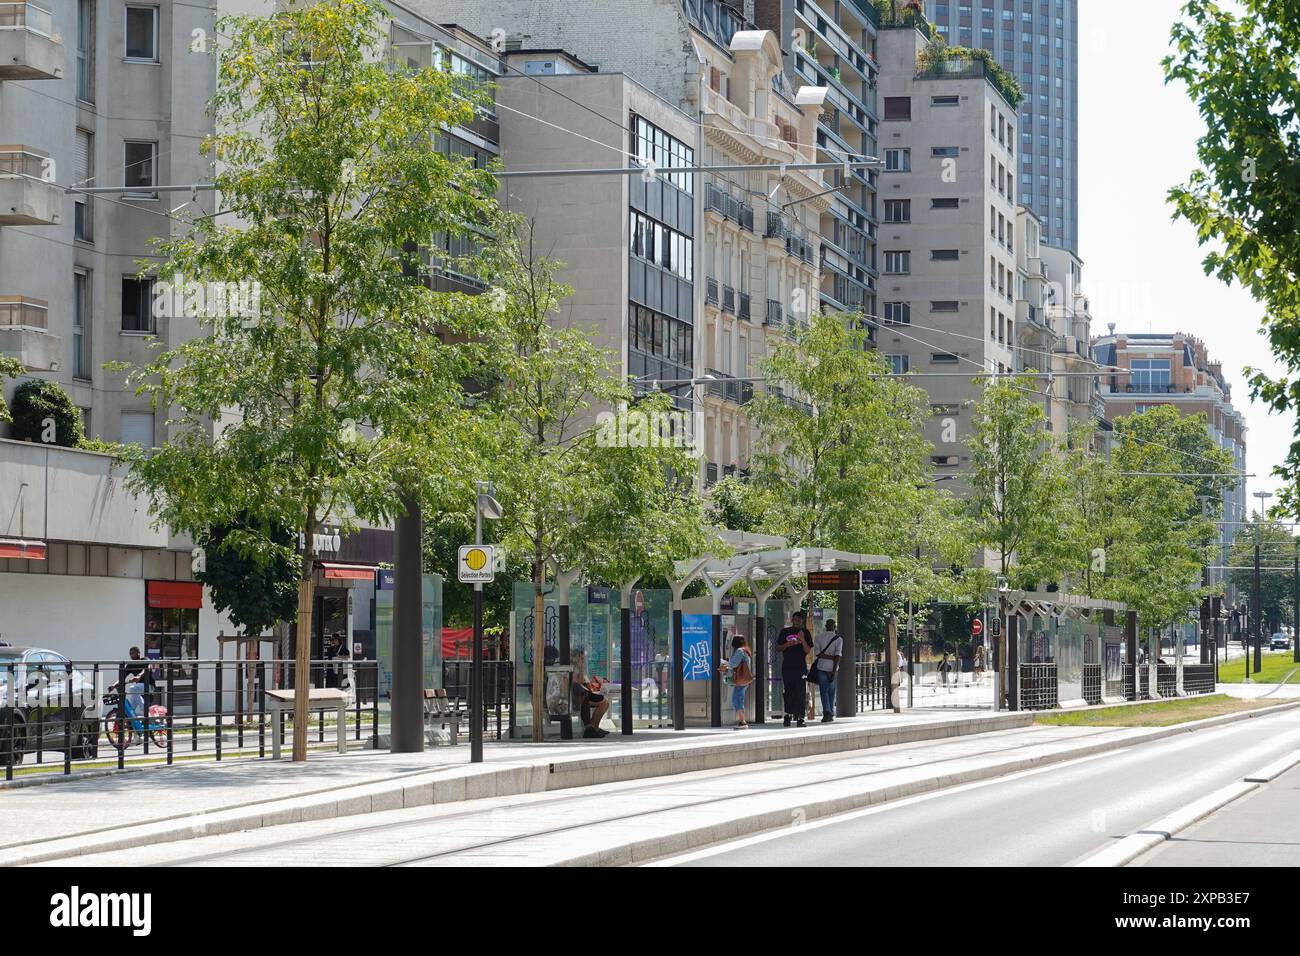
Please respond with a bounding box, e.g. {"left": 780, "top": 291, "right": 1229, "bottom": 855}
{"left": 0, "top": 708, "right": 1030, "bottom": 865}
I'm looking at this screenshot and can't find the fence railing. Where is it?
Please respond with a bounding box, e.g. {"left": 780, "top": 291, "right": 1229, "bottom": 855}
{"left": 1183, "top": 663, "right": 1215, "bottom": 696}
{"left": 442, "top": 659, "right": 513, "bottom": 741}
{"left": 854, "top": 661, "right": 890, "bottom": 712}
{"left": 1082, "top": 662, "right": 1102, "bottom": 705}
{"left": 2, "top": 658, "right": 381, "bottom": 782}
{"left": 1018, "top": 662, "right": 1058, "bottom": 711}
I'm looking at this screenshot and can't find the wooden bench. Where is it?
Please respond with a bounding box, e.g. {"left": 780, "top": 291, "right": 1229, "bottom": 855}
{"left": 423, "top": 689, "right": 460, "bottom": 746}
{"left": 265, "top": 688, "right": 349, "bottom": 759}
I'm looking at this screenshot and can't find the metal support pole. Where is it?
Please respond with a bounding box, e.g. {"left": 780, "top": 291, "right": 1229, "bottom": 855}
{"left": 470, "top": 497, "right": 485, "bottom": 763}
{"left": 837, "top": 589, "right": 856, "bottom": 717}
{"left": 907, "top": 597, "right": 915, "bottom": 708}
{"left": 1254, "top": 542, "right": 1263, "bottom": 674}
{"left": 620, "top": 603, "right": 633, "bottom": 735}
{"left": 710, "top": 612, "right": 722, "bottom": 728}
{"left": 1006, "top": 615, "right": 1020, "bottom": 711}
{"left": 753, "top": 612, "right": 766, "bottom": 724}
{"left": 672, "top": 607, "right": 684, "bottom": 731}
{"left": 1294, "top": 548, "right": 1299, "bottom": 664}
{"left": 1125, "top": 610, "right": 1139, "bottom": 700}
{"left": 391, "top": 492, "right": 424, "bottom": 752}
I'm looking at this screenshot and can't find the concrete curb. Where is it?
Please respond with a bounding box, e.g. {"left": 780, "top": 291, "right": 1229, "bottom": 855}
{"left": 551, "top": 698, "right": 1300, "bottom": 866}
{"left": 0, "top": 712, "right": 1029, "bottom": 866}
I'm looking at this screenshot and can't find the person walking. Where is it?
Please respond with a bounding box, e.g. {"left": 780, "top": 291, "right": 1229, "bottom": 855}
{"left": 973, "top": 644, "right": 986, "bottom": 683}
{"left": 723, "top": 635, "right": 754, "bottom": 729}
{"left": 938, "top": 651, "right": 952, "bottom": 690}
{"left": 811, "top": 619, "right": 842, "bottom": 723}
{"left": 777, "top": 610, "right": 812, "bottom": 727}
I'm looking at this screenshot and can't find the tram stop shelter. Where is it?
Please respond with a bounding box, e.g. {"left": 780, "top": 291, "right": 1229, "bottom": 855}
{"left": 669, "top": 542, "right": 891, "bottom": 729}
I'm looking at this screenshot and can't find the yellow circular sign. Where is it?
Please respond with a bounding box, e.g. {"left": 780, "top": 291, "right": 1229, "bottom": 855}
{"left": 465, "top": 548, "right": 488, "bottom": 571}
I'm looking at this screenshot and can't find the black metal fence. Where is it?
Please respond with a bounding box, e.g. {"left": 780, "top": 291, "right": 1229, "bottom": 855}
{"left": 855, "top": 661, "right": 891, "bottom": 711}
{"left": 442, "top": 660, "right": 514, "bottom": 741}
{"left": 1156, "top": 664, "right": 1177, "bottom": 698}
{"left": 1018, "top": 663, "right": 1058, "bottom": 710}
{"left": 2, "top": 658, "right": 381, "bottom": 782}
{"left": 1184, "top": 663, "right": 1215, "bottom": 696}
{"left": 1082, "top": 663, "right": 1102, "bottom": 705}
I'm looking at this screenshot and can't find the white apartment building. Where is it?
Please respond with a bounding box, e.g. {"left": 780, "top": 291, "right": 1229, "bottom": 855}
{"left": 873, "top": 20, "right": 1021, "bottom": 480}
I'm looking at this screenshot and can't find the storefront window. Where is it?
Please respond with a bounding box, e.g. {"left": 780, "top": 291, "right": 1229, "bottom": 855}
{"left": 144, "top": 606, "right": 199, "bottom": 676}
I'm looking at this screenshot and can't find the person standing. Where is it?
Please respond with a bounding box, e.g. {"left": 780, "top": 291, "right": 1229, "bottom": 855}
{"left": 938, "top": 651, "right": 952, "bottom": 690}
{"left": 811, "top": 619, "right": 842, "bottom": 723}
{"left": 777, "top": 610, "right": 812, "bottom": 727}
{"left": 723, "top": 635, "right": 754, "bottom": 729}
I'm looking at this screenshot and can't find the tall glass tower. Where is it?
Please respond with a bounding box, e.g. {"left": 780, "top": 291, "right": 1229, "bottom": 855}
{"left": 924, "top": 0, "right": 1078, "bottom": 253}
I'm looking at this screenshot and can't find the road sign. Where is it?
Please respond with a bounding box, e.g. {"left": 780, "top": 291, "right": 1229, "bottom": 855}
{"left": 860, "top": 568, "right": 892, "bottom": 587}
{"left": 971, "top": 618, "right": 984, "bottom": 637}
{"left": 458, "top": 545, "right": 495, "bottom": 584}
{"left": 990, "top": 617, "right": 1001, "bottom": 637}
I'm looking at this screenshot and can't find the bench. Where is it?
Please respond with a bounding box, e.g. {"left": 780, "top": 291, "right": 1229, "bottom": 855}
{"left": 265, "top": 688, "right": 349, "bottom": 759}
{"left": 423, "top": 689, "right": 460, "bottom": 746}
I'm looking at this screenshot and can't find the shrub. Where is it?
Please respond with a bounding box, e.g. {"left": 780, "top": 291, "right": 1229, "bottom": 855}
{"left": 10, "top": 379, "right": 84, "bottom": 446}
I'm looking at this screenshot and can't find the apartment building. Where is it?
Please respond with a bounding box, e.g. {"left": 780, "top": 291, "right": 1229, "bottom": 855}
{"left": 0, "top": 1, "right": 479, "bottom": 669}
{"left": 1092, "top": 331, "right": 1249, "bottom": 596}
{"left": 1013, "top": 205, "right": 1099, "bottom": 436}
{"left": 754, "top": 0, "right": 881, "bottom": 327}
{"left": 872, "top": 18, "right": 1020, "bottom": 481}
{"left": 414, "top": 0, "right": 827, "bottom": 484}
{"left": 923, "top": 0, "right": 1078, "bottom": 255}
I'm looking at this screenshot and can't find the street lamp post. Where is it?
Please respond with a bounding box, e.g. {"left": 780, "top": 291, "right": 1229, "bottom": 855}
{"left": 471, "top": 482, "right": 502, "bottom": 764}
{"left": 1252, "top": 491, "right": 1273, "bottom": 676}
{"left": 1294, "top": 538, "right": 1299, "bottom": 665}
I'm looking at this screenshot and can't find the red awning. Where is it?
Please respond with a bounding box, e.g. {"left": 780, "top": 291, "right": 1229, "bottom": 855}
{"left": 146, "top": 580, "right": 204, "bottom": 609}
{"left": 0, "top": 538, "right": 45, "bottom": 561}
{"left": 321, "top": 562, "right": 375, "bottom": 581}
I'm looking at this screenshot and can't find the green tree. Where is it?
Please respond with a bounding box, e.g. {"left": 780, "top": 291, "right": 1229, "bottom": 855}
{"left": 1056, "top": 420, "right": 1115, "bottom": 597}
{"left": 1164, "top": 1, "right": 1300, "bottom": 514}
{"left": 118, "top": 0, "right": 497, "bottom": 759}
{"left": 1101, "top": 406, "right": 1236, "bottom": 636}
{"left": 197, "top": 517, "right": 300, "bottom": 641}
{"left": 0, "top": 356, "right": 21, "bottom": 425}
{"left": 965, "top": 375, "right": 1068, "bottom": 588}
{"left": 479, "top": 219, "right": 706, "bottom": 741}
{"left": 10, "top": 379, "right": 84, "bottom": 446}
{"left": 1227, "top": 517, "right": 1298, "bottom": 633}
{"left": 703, "top": 473, "right": 767, "bottom": 534}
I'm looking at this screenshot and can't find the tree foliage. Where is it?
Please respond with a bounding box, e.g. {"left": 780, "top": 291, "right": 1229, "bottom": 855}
{"left": 1164, "top": 1, "right": 1300, "bottom": 514}
{"left": 197, "top": 517, "right": 300, "bottom": 638}
{"left": 9, "top": 379, "right": 84, "bottom": 447}
{"left": 1227, "top": 516, "right": 1299, "bottom": 632}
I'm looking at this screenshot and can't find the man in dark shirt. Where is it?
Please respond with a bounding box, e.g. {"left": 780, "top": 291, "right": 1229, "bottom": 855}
{"left": 776, "top": 610, "right": 812, "bottom": 727}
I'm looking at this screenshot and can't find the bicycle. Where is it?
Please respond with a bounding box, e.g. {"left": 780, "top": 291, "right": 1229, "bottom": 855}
{"left": 102, "top": 684, "right": 170, "bottom": 750}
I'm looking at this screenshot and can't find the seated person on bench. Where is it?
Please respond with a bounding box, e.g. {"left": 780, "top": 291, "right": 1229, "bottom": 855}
{"left": 570, "top": 648, "right": 610, "bottom": 739}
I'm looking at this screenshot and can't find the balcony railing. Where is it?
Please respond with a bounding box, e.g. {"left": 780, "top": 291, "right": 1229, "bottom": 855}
{"left": 1118, "top": 383, "right": 1190, "bottom": 395}
{"left": 766, "top": 299, "right": 783, "bottom": 327}
{"left": 786, "top": 234, "right": 815, "bottom": 264}
{"left": 0, "top": 2, "right": 53, "bottom": 35}
{"left": 705, "top": 277, "right": 719, "bottom": 307}
{"left": 0, "top": 146, "right": 50, "bottom": 178}
{"left": 704, "top": 368, "right": 753, "bottom": 405}
{"left": 0, "top": 295, "right": 48, "bottom": 329}
{"left": 738, "top": 292, "right": 751, "bottom": 322}
{"left": 765, "top": 212, "right": 787, "bottom": 240}
{"left": 721, "top": 285, "right": 736, "bottom": 314}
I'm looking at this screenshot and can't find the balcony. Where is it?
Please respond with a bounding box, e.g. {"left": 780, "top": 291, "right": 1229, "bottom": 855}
{"left": 705, "top": 277, "right": 719, "bottom": 307}
{"left": 721, "top": 284, "right": 736, "bottom": 314}
{"left": 0, "top": 294, "right": 57, "bottom": 370}
{"left": 0, "top": 3, "right": 63, "bottom": 81}
{"left": 738, "top": 292, "right": 751, "bottom": 322}
{"left": 766, "top": 299, "right": 783, "bottom": 328}
{"left": 0, "top": 146, "right": 62, "bottom": 225}
{"left": 704, "top": 368, "right": 753, "bottom": 405}
{"left": 785, "top": 234, "right": 815, "bottom": 264}
{"left": 765, "top": 212, "right": 787, "bottom": 241}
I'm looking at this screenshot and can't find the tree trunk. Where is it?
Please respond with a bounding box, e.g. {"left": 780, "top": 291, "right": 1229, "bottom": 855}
{"left": 532, "top": 563, "right": 546, "bottom": 743}
{"left": 293, "top": 531, "right": 316, "bottom": 761}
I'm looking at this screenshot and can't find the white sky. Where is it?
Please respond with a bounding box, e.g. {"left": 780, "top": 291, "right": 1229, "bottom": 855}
{"left": 1078, "top": 0, "right": 1293, "bottom": 512}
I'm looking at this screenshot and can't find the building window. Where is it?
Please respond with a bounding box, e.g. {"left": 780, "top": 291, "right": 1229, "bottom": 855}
{"left": 74, "top": 129, "right": 93, "bottom": 241}
{"left": 121, "top": 276, "right": 155, "bottom": 333}
{"left": 885, "top": 148, "right": 911, "bottom": 172}
{"left": 73, "top": 271, "right": 91, "bottom": 380}
{"left": 884, "top": 251, "right": 910, "bottom": 274}
{"left": 883, "top": 302, "right": 910, "bottom": 325}
{"left": 931, "top": 353, "right": 960, "bottom": 364}
{"left": 631, "top": 113, "right": 694, "bottom": 194}
{"left": 932, "top": 146, "right": 959, "bottom": 158}
{"left": 883, "top": 96, "right": 911, "bottom": 121}
{"left": 930, "top": 301, "right": 959, "bottom": 312}
{"left": 931, "top": 197, "right": 959, "bottom": 209}
{"left": 931, "top": 95, "right": 960, "bottom": 107}
{"left": 629, "top": 211, "right": 692, "bottom": 280}
{"left": 1130, "top": 359, "right": 1172, "bottom": 392}
{"left": 120, "top": 411, "right": 155, "bottom": 449}
{"left": 930, "top": 249, "right": 959, "bottom": 261}
{"left": 76, "top": 0, "right": 95, "bottom": 101}
{"left": 885, "top": 354, "right": 910, "bottom": 375}
{"left": 124, "top": 5, "right": 159, "bottom": 62}
{"left": 883, "top": 199, "right": 910, "bottom": 223}
{"left": 123, "top": 141, "right": 157, "bottom": 197}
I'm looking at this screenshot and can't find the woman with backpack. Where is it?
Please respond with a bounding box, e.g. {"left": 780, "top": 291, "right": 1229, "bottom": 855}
{"left": 724, "top": 634, "right": 754, "bottom": 729}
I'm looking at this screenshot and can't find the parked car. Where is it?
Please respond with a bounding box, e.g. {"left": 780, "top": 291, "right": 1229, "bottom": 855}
{"left": 0, "top": 644, "right": 99, "bottom": 765}
{"left": 1271, "top": 632, "right": 1291, "bottom": 651}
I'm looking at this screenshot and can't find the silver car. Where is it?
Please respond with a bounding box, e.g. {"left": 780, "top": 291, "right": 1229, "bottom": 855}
{"left": 0, "top": 645, "right": 100, "bottom": 765}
